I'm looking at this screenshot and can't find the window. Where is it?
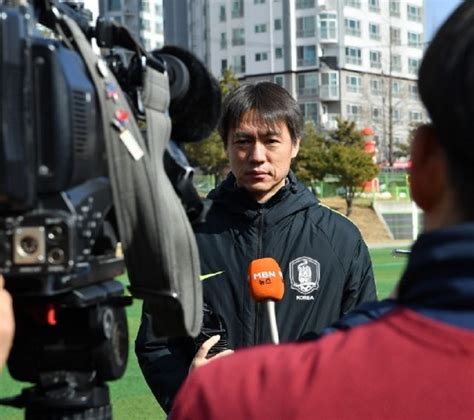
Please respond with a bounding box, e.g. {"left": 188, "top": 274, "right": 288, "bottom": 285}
{"left": 346, "top": 104, "right": 363, "bottom": 122}
{"left": 320, "top": 72, "right": 339, "bottom": 98}
{"left": 274, "top": 18, "right": 282, "bottom": 30}
{"left": 108, "top": 0, "right": 121, "bottom": 11}
{"left": 141, "top": 1, "right": 150, "bottom": 12}
{"left": 407, "top": 4, "right": 422, "bottom": 22}
{"left": 221, "top": 59, "right": 228, "bottom": 75}
{"left": 409, "top": 110, "right": 423, "bottom": 123}
{"left": 155, "top": 3, "right": 163, "bottom": 14}
{"left": 274, "top": 75, "right": 284, "bottom": 87}
{"left": 297, "top": 45, "right": 316, "bottom": 66}
{"left": 232, "top": 28, "right": 245, "bottom": 46}
{"left": 140, "top": 18, "right": 150, "bottom": 31}
{"left": 232, "top": 55, "right": 246, "bottom": 73}
{"left": 370, "top": 51, "right": 382, "bottom": 69}
{"left": 390, "top": 0, "right": 400, "bottom": 17}
{"left": 219, "top": 5, "right": 226, "bottom": 22}
{"left": 369, "top": 23, "right": 380, "bottom": 41}
{"left": 255, "top": 23, "right": 267, "bottom": 33}
{"left": 408, "top": 32, "right": 422, "bottom": 48}
{"left": 231, "top": 0, "right": 244, "bottom": 18}
{"left": 345, "top": 18, "right": 361, "bottom": 37}
{"left": 275, "top": 47, "right": 283, "bottom": 59}
{"left": 392, "top": 81, "right": 401, "bottom": 97}
{"left": 393, "top": 108, "right": 401, "bottom": 122}
{"left": 346, "top": 47, "right": 362, "bottom": 65}
{"left": 297, "top": 16, "right": 316, "bottom": 37}
{"left": 300, "top": 103, "right": 318, "bottom": 124}
{"left": 296, "top": 0, "right": 315, "bottom": 9}
{"left": 155, "top": 21, "right": 163, "bottom": 33}
{"left": 254, "top": 0, "right": 265, "bottom": 3}
{"left": 371, "top": 78, "right": 383, "bottom": 95}
{"left": 297, "top": 73, "right": 318, "bottom": 96}
{"left": 391, "top": 54, "right": 401, "bottom": 72}
{"left": 390, "top": 27, "right": 401, "bottom": 45}
{"left": 346, "top": 75, "right": 362, "bottom": 93}
{"left": 142, "top": 38, "right": 151, "bottom": 50}
{"left": 255, "top": 52, "right": 268, "bottom": 61}
{"left": 345, "top": 0, "right": 361, "bottom": 8}
{"left": 369, "top": 0, "right": 380, "bottom": 13}
{"left": 319, "top": 13, "right": 337, "bottom": 41}
{"left": 408, "top": 58, "right": 420, "bottom": 74}
{"left": 408, "top": 83, "right": 418, "bottom": 98}
{"left": 220, "top": 33, "right": 227, "bottom": 49}
{"left": 372, "top": 106, "right": 382, "bottom": 122}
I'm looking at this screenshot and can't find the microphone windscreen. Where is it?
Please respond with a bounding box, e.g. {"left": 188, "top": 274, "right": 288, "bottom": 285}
{"left": 151, "top": 45, "right": 222, "bottom": 143}
{"left": 248, "top": 258, "right": 284, "bottom": 302}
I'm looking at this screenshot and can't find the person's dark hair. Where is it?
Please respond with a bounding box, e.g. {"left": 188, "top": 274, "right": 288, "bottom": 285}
{"left": 218, "top": 82, "right": 304, "bottom": 146}
{"left": 418, "top": 1, "right": 474, "bottom": 219}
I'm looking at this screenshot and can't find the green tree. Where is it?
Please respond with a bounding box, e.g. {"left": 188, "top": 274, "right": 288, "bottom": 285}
{"left": 220, "top": 68, "right": 240, "bottom": 98}
{"left": 328, "top": 119, "right": 379, "bottom": 217}
{"left": 185, "top": 131, "right": 228, "bottom": 184}
{"left": 184, "top": 69, "right": 240, "bottom": 185}
{"left": 292, "top": 122, "right": 329, "bottom": 186}
{"left": 393, "top": 122, "right": 421, "bottom": 161}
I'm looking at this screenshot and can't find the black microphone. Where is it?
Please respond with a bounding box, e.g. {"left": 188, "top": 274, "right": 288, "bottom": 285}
{"left": 150, "top": 46, "right": 222, "bottom": 143}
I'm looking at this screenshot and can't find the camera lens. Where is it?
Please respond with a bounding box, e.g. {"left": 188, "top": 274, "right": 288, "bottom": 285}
{"left": 47, "top": 248, "right": 65, "bottom": 265}
{"left": 20, "top": 236, "right": 39, "bottom": 255}
{"left": 48, "top": 225, "right": 64, "bottom": 241}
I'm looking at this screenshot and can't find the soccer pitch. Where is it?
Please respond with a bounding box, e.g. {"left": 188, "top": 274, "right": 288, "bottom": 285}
{"left": 0, "top": 247, "right": 407, "bottom": 420}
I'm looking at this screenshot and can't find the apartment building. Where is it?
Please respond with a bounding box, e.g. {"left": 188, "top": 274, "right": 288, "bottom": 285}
{"left": 99, "top": 0, "right": 164, "bottom": 50}
{"left": 165, "top": 0, "right": 427, "bottom": 161}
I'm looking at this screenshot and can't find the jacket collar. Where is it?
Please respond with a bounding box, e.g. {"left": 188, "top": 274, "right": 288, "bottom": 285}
{"left": 208, "top": 171, "right": 317, "bottom": 223}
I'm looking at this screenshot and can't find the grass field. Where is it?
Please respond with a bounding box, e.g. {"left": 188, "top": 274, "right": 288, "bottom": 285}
{"left": 0, "top": 247, "right": 408, "bottom": 419}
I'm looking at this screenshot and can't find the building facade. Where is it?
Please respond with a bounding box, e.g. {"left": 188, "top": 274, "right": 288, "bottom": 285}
{"left": 165, "top": 0, "right": 427, "bottom": 161}
{"left": 99, "top": 0, "right": 164, "bottom": 50}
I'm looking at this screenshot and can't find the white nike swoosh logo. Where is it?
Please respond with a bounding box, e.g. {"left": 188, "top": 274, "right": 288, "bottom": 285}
{"left": 200, "top": 271, "right": 225, "bottom": 281}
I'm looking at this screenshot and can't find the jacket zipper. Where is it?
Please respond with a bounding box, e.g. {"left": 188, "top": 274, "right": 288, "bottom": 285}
{"left": 254, "top": 208, "right": 264, "bottom": 345}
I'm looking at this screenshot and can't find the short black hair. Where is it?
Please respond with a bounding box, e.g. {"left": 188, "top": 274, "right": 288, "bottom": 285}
{"left": 418, "top": 1, "right": 474, "bottom": 219}
{"left": 218, "top": 82, "right": 304, "bottom": 146}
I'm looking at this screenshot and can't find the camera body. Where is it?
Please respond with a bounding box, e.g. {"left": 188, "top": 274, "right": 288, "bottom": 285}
{"left": 0, "top": 1, "right": 214, "bottom": 415}
{"left": 0, "top": 4, "right": 113, "bottom": 290}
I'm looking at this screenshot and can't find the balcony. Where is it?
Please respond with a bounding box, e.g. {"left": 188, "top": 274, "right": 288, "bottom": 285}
{"left": 297, "top": 87, "right": 318, "bottom": 97}
{"left": 319, "top": 85, "right": 339, "bottom": 101}
{"left": 297, "top": 58, "right": 317, "bottom": 67}
{"left": 297, "top": 29, "right": 316, "bottom": 38}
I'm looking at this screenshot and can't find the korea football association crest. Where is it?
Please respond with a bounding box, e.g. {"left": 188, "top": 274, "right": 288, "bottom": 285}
{"left": 289, "top": 257, "right": 320, "bottom": 295}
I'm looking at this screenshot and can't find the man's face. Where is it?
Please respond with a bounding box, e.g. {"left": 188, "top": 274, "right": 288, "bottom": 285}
{"left": 226, "top": 112, "right": 300, "bottom": 203}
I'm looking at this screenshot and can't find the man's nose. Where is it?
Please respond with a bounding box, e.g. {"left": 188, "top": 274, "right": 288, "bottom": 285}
{"left": 248, "top": 142, "right": 266, "bottom": 162}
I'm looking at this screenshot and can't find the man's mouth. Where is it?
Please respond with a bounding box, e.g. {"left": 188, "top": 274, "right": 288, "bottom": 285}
{"left": 246, "top": 170, "right": 269, "bottom": 178}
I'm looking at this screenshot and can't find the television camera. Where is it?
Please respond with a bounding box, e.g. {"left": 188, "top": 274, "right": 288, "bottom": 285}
{"left": 0, "top": 0, "right": 220, "bottom": 418}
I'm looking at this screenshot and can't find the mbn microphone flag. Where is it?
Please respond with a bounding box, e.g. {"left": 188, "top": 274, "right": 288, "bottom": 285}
{"left": 248, "top": 258, "right": 285, "bottom": 345}
{"left": 248, "top": 257, "right": 285, "bottom": 302}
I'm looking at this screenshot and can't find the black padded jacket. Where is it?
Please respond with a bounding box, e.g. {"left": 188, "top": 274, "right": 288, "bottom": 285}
{"left": 135, "top": 172, "right": 376, "bottom": 412}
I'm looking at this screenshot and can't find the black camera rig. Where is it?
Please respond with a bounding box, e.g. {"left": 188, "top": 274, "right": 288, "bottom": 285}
{"left": 0, "top": 0, "right": 219, "bottom": 417}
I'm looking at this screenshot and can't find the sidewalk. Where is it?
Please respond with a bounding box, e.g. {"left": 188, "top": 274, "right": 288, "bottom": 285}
{"left": 367, "top": 240, "right": 413, "bottom": 249}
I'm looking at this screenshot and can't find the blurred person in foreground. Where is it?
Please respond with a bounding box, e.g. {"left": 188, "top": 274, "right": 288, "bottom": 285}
{"left": 171, "top": 3, "right": 474, "bottom": 418}
{"left": 0, "top": 275, "right": 15, "bottom": 371}
{"left": 136, "top": 82, "right": 376, "bottom": 412}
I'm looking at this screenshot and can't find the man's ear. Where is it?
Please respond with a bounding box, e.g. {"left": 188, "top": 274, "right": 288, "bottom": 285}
{"left": 410, "top": 124, "right": 447, "bottom": 213}
{"left": 291, "top": 138, "right": 301, "bottom": 159}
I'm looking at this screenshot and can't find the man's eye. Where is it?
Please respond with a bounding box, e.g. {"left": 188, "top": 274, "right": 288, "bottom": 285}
{"left": 235, "top": 139, "right": 250, "bottom": 145}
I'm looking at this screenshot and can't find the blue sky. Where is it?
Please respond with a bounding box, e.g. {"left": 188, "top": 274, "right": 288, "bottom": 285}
{"left": 425, "top": 0, "right": 462, "bottom": 40}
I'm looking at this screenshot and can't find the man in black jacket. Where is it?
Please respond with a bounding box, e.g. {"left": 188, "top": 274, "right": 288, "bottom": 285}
{"left": 135, "top": 82, "right": 376, "bottom": 412}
